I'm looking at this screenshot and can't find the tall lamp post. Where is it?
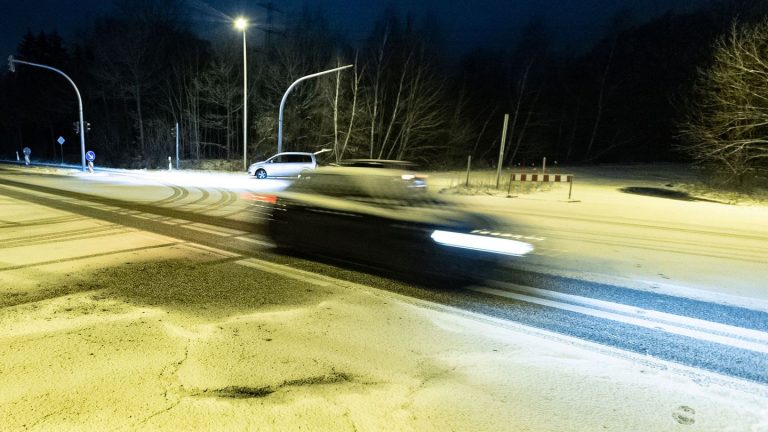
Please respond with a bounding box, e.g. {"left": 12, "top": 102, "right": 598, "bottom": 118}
{"left": 234, "top": 17, "right": 248, "bottom": 171}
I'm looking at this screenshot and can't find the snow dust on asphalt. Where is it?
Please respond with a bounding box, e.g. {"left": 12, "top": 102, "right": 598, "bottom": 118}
{"left": 1, "top": 166, "right": 768, "bottom": 431}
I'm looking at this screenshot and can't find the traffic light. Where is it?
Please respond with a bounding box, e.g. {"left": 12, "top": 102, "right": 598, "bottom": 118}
{"left": 73, "top": 121, "right": 80, "bottom": 134}
{"left": 170, "top": 127, "right": 176, "bottom": 138}
{"left": 86, "top": 122, "right": 91, "bottom": 132}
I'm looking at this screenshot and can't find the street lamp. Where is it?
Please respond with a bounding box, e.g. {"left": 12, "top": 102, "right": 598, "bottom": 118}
{"left": 234, "top": 16, "right": 248, "bottom": 171}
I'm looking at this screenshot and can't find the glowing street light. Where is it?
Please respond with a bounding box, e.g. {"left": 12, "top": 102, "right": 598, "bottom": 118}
{"left": 234, "top": 17, "right": 248, "bottom": 31}
{"left": 234, "top": 16, "right": 248, "bottom": 171}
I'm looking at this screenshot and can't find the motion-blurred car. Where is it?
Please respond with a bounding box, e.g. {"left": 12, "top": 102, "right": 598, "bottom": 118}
{"left": 330, "top": 159, "right": 428, "bottom": 188}
{"left": 264, "top": 166, "right": 534, "bottom": 284}
{"left": 331, "top": 159, "right": 419, "bottom": 169}
{"left": 247, "top": 152, "right": 317, "bottom": 179}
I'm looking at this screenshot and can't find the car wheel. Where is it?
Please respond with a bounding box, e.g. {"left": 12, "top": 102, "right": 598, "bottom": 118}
{"left": 255, "top": 169, "right": 267, "bottom": 179}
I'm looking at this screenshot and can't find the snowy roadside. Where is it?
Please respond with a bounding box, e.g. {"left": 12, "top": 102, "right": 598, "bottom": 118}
{"left": 428, "top": 165, "right": 768, "bottom": 311}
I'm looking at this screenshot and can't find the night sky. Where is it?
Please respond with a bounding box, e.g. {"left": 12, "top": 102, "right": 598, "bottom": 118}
{"left": 2, "top": 0, "right": 707, "bottom": 60}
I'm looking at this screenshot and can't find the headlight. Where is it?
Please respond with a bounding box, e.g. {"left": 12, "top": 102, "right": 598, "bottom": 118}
{"left": 431, "top": 230, "right": 533, "bottom": 256}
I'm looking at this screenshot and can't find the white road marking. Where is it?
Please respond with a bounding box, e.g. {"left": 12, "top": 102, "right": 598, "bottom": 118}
{"left": 237, "top": 236, "right": 275, "bottom": 247}
{"left": 470, "top": 284, "right": 768, "bottom": 354}
{"left": 182, "top": 223, "right": 231, "bottom": 236}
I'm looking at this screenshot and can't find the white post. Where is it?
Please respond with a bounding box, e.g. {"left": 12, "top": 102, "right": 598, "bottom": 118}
{"left": 542, "top": 156, "right": 547, "bottom": 173}
{"left": 495, "top": 114, "right": 509, "bottom": 189}
{"left": 175, "top": 122, "right": 180, "bottom": 169}
{"left": 278, "top": 65, "right": 352, "bottom": 154}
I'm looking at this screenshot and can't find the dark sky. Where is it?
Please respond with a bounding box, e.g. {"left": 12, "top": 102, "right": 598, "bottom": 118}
{"left": 1, "top": 0, "right": 707, "bottom": 60}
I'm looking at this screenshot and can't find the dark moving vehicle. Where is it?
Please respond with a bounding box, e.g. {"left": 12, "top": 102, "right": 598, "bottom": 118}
{"left": 330, "top": 159, "right": 419, "bottom": 169}
{"left": 265, "top": 166, "right": 534, "bottom": 284}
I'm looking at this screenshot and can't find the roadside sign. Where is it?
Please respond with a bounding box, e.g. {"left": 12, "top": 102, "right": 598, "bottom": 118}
{"left": 57, "top": 136, "right": 65, "bottom": 145}
{"left": 86, "top": 150, "right": 95, "bottom": 162}
{"left": 22, "top": 147, "right": 31, "bottom": 156}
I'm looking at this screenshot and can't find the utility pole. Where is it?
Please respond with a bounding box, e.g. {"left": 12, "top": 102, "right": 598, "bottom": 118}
{"left": 257, "top": 2, "right": 283, "bottom": 51}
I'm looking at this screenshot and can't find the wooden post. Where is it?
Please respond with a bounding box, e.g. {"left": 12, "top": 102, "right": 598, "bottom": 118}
{"left": 465, "top": 155, "right": 471, "bottom": 187}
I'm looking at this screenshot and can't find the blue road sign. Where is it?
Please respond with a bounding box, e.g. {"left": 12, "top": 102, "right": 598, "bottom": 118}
{"left": 22, "top": 147, "right": 31, "bottom": 156}
{"left": 86, "top": 150, "right": 95, "bottom": 162}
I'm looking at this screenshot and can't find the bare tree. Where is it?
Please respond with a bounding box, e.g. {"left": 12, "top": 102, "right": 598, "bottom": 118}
{"left": 91, "top": 19, "right": 156, "bottom": 154}
{"left": 358, "top": 18, "right": 448, "bottom": 162}
{"left": 683, "top": 19, "right": 768, "bottom": 184}
{"left": 196, "top": 56, "right": 240, "bottom": 159}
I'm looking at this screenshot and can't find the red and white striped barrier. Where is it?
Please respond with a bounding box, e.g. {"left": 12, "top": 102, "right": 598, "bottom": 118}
{"left": 511, "top": 173, "right": 573, "bottom": 183}
{"left": 509, "top": 172, "right": 575, "bottom": 199}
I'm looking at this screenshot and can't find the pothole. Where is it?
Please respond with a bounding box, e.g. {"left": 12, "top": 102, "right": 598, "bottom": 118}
{"left": 192, "top": 372, "right": 355, "bottom": 399}
{"left": 283, "top": 372, "right": 353, "bottom": 387}
{"left": 204, "top": 386, "right": 274, "bottom": 399}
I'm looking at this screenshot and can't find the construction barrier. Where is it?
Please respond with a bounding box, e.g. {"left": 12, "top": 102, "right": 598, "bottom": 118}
{"left": 508, "top": 172, "right": 574, "bottom": 199}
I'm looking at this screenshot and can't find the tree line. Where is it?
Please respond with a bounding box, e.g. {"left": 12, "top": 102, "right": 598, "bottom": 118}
{"left": 1, "top": 0, "right": 767, "bottom": 181}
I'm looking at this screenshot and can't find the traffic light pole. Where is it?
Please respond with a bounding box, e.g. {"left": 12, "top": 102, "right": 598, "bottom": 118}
{"left": 8, "top": 56, "right": 87, "bottom": 171}
{"left": 277, "top": 64, "right": 352, "bottom": 154}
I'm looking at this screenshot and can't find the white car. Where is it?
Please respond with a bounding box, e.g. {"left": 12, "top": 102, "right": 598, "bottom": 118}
{"left": 247, "top": 152, "right": 317, "bottom": 179}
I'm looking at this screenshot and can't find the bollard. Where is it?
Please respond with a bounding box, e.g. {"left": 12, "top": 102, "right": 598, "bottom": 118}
{"left": 168, "top": 156, "right": 172, "bottom": 171}
{"left": 506, "top": 171, "right": 515, "bottom": 197}
{"left": 16, "top": 151, "right": 20, "bottom": 161}
{"left": 88, "top": 161, "right": 94, "bottom": 173}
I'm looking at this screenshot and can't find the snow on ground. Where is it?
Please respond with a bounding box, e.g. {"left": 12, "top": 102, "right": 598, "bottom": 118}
{"left": 429, "top": 165, "right": 768, "bottom": 311}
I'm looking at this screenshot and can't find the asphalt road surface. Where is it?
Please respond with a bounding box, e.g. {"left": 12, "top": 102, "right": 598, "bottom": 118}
{"left": 2, "top": 165, "right": 766, "bottom": 386}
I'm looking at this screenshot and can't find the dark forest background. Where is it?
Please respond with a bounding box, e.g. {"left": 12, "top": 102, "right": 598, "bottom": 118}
{"left": 1, "top": 0, "right": 767, "bottom": 172}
